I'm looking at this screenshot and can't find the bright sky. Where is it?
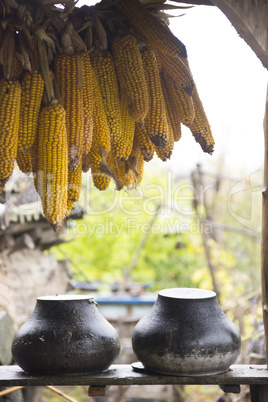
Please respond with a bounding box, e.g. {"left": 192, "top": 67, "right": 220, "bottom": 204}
{"left": 77, "top": 1, "right": 268, "bottom": 176}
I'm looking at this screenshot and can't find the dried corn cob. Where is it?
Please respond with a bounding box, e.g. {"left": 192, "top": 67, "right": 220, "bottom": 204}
{"left": 115, "top": 0, "right": 194, "bottom": 95}
{"left": 116, "top": 0, "right": 187, "bottom": 59}
{"left": 141, "top": 49, "right": 169, "bottom": 148}
{"left": 80, "top": 51, "right": 94, "bottom": 155}
{"left": 18, "top": 72, "right": 44, "bottom": 152}
{"left": 16, "top": 150, "right": 32, "bottom": 174}
{"left": 162, "top": 71, "right": 194, "bottom": 128}
{"left": 54, "top": 53, "right": 84, "bottom": 171}
{"left": 91, "top": 166, "right": 111, "bottom": 191}
{"left": 160, "top": 73, "right": 182, "bottom": 142}
{"left": 65, "top": 199, "right": 74, "bottom": 218}
{"left": 68, "top": 162, "right": 82, "bottom": 203}
{"left": 86, "top": 67, "right": 111, "bottom": 169}
{"left": 90, "top": 50, "right": 122, "bottom": 156}
{"left": 114, "top": 94, "right": 135, "bottom": 161}
{"left": 155, "top": 113, "right": 174, "bottom": 162}
{"left": 135, "top": 123, "right": 154, "bottom": 162}
{"left": 125, "top": 133, "right": 144, "bottom": 189}
{"left": 112, "top": 34, "right": 149, "bottom": 123}
{"left": 113, "top": 159, "right": 134, "bottom": 190}
{"left": 0, "top": 79, "right": 21, "bottom": 191}
{"left": 37, "top": 103, "right": 68, "bottom": 229}
{"left": 190, "top": 86, "right": 214, "bottom": 154}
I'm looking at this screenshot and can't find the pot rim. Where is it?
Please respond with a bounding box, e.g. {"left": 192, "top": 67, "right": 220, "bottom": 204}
{"left": 37, "top": 295, "right": 95, "bottom": 302}
{"left": 158, "top": 288, "right": 216, "bottom": 300}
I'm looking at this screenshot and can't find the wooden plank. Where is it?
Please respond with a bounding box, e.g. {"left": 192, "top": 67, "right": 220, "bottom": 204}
{"left": 0, "top": 365, "right": 267, "bottom": 387}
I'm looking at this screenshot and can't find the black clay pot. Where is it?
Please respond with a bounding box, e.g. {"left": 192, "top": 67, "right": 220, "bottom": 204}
{"left": 12, "top": 295, "right": 120, "bottom": 375}
{"left": 132, "top": 288, "right": 241, "bottom": 376}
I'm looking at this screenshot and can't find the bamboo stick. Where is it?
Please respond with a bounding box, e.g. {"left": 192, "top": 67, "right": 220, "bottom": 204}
{"left": 46, "top": 386, "right": 79, "bottom": 402}
{"left": 0, "top": 386, "right": 24, "bottom": 396}
{"left": 261, "top": 83, "right": 268, "bottom": 365}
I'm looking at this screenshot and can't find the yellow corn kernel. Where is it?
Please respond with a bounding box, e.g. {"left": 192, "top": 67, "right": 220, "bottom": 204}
{"left": 54, "top": 53, "right": 84, "bottom": 171}
{"left": 37, "top": 103, "right": 68, "bottom": 229}
{"left": 113, "top": 95, "right": 135, "bottom": 161}
{"left": 18, "top": 72, "right": 44, "bottom": 152}
{"left": 141, "top": 49, "right": 169, "bottom": 148}
{"left": 16, "top": 150, "right": 32, "bottom": 174}
{"left": 135, "top": 122, "right": 154, "bottom": 162}
{"left": 68, "top": 162, "right": 82, "bottom": 203}
{"left": 112, "top": 34, "right": 149, "bottom": 122}
{"left": 80, "top": 51, "right": 94, "bottom": 155}
{"left": 0, "top": 79, "right": 21, "bottom": 191}
{"left": 90, "top": 50, "right": 122, "bottom": 155}
{"left": 115, "top": 0, "right": 194, "bottom": 95}
{"left": 162, "top": 71, "right": 194, "bottom": 129}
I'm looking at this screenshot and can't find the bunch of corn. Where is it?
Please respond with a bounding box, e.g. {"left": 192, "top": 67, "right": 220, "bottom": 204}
{"left": 0, "top": 0, "right": 214, "bottom": 231}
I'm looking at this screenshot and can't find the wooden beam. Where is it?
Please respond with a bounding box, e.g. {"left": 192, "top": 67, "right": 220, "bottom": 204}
{"left": 210, "top": 0, "right": 268, "bottom": 69}
{"left": 0, "top": 365, "right": 267, "bottom": 387}
{"left": 262, "top": 84, "right": 268, "bottom": 365}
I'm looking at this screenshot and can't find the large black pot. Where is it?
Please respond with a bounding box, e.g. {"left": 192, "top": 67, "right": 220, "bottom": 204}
{"left": 12, "top": 295, "right": 120, "bottom": 375}
{"left": 132, "top": 288, "right": 241, "bottom": 376}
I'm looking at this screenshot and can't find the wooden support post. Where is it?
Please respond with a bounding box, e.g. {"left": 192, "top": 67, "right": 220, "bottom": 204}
{"left": 262, "top": 84, "right": 268, "bottom": 365}
{"left": 88, "top": 386, "right": 106, "bottom": 397}
{"left": 250, "top": 385, "right": 268, "bottom": 402}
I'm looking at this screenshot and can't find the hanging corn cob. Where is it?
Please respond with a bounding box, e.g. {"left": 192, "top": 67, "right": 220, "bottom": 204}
{"left": 86, "top": 65, "right": 111, "bottom": 170}
{"left": 0, "top": 0, "right": 215, "bottom": 225}
{"left": 112, "top": 33, "right": 149, "bottom": 123}
{"left": 141, "top": 48, "right": 169, "bottom": 148}
{"left": 114, "top": 94, "right": 135, "bottom": 161}
{"left": 18, "top": 71, "right": 44, "bottom": 153}
{"left": 80, "top": 51, "right": 94, "bottom": 155}
{"left": 162, "top": 71, "right": 195, "bottom": 128}
{"left": 135, "top": 122, "right": 154, "bottom": 162}
{"left": 91, "top": 166, "right": 111, "bottom": 191}
{"left": 90, "top": 50, "right": 122, "bottom": 158}
{"left": 190, "top": 87, "right": 215, "bottom": 154}
{"left": 155, "top": 114, "right": 175, "bottom": 162}
{"left": 160, "top": 72, "right": 182, "bottom": 142}
{"left": 16, "top": 150, "right": 32, "bottom": 174}
{"left": 0, "top": 79, "right": 21, "bottom": 191}
{"left": 68, "top": 162, "right": 83, "bottom": 203}
{"left": 37, "top": 103, "right": 68, "bottom": 229}
{"left": 54, "top": 53, "right": 84, "bottom": 171}
{"left": 115, "top": 0, "right": 194, "bottom": 95}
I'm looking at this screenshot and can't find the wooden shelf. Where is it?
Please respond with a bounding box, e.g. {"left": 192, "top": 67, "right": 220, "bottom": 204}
{"left": 0, "top": 364, "right": 267, "bottom": 387}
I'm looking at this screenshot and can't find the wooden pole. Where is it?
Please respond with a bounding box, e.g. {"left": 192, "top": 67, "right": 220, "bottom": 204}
{"left": 261, "top": 83, "right": 268, "bottom": 365}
